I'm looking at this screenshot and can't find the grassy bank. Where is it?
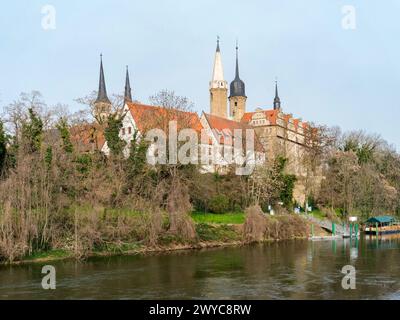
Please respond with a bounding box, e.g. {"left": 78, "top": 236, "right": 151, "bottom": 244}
{"left": 2, "top": 210, "right": 327, "bottom": 265}
{"left": 14, "top": 223, "right": 242, "bottom": 265}
{"left": 191, "top": 211, "right": 245, "bottom": 224}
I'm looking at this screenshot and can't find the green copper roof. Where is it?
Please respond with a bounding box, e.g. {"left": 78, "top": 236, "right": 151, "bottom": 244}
{"left": 366, "top": 216, "right": 396, "bottom": 224}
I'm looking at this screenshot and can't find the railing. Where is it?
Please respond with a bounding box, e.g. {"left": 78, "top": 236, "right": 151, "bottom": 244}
{"left": 305, "top": 215, "right": 357, "bottom": 238}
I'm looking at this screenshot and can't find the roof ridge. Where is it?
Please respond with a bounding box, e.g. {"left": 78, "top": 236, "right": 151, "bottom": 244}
{"left": 126, "top": 101, "right": 198, "bottom": 115}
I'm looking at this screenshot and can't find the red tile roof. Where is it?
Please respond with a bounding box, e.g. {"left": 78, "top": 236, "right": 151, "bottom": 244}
{"left": 293, "top": 118, "right": 300, "bottom": 129}
{"left": 241, "top": 108, "right": 310, "bottom": 131}
{"left": 241, "top": 109, "right": 278, "bottom": 125}
{"left": 126, "top": 102, "right": 202, "bottom": 133}
{"left": 70, "top": 123, "right": 105, "bottom": 152}
{"left": 203, "top": 113, "right": 264, "bottom": 153}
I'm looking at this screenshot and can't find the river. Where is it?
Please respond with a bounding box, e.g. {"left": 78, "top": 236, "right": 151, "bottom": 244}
{"left": 0, "top": 236, "right": 399, "bottom": 299}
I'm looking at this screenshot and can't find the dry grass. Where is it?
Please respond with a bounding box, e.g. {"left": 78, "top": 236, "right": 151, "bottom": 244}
{"left": 166, "top": 177, "right": 196, "bottom": 241}
{"left": 243, "top": 205, "right": 309, "bottom": 243}
{"left": 243, "top": 205, "right": 267, "bottom": 242}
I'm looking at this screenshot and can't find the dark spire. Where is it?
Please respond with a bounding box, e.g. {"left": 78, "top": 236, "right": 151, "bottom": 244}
{"left": 273, "top": 79, "right": 281, "bottom": 110}
{"left": 234, "top": 40, "right": 239, "bottom": 79}
{"left": 124, "top": 65, "right": 132, "bottom": 103}
{"left": 216, "top": 36, "right": 220, "bottom": 52}
{"left": 95, "top": 54, "right": 111, "bottom": 104}
{"left": 229, "top": 41, "right": 246, "bottom": 98}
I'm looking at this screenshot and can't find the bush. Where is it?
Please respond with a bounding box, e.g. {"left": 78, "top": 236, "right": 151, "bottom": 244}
{"left": 273, "top": 215, "right": 308, "bottom": 239}
{"left": 243, "top": 205, "right": 267, "bottom": 242}
{"left": 208, "top": 195, "right": 230, "bottom": 214}
{"left": 322, "top": 207, "right": 341, "bottom": 223}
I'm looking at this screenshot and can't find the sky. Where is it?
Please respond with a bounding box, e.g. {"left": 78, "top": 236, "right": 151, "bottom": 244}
{"left": 1, "top": 0, "right": 400, "bottom": 149}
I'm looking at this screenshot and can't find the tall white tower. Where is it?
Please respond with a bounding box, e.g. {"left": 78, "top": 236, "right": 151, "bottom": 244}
{"left": 209, "top": 37, "right": 228, "bottom": 118}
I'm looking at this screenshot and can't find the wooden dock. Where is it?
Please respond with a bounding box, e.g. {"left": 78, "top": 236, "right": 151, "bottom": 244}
{"left": 305, "top": 215, "right": 359, "bottom": 238}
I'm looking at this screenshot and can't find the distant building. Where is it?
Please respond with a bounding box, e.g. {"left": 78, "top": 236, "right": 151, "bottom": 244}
{"left": 205, "top": 38, "right": 319, "bottom": 205}
{"left": 93, "top": 54, "right": 112, "bottom": 123}
{"left": 81, "top": 38, "right": 321, "bottom": 205}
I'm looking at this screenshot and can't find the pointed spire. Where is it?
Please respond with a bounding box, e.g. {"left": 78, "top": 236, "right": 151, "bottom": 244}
{"left": 229, "top": 40, "right": 246, "bottom": 98}
{"left": 273, "top": 78, "right": 281, "bottom": 110}
{"left": 95, "top": 54, "right": 111, "bottom": 104}
{"left": 210, "top": 36, "right": 227, "bottom": 87}
{"left": 124, "top": 65, "right": 132, "bottom": 103}
{"left": 234, "top": 39, "right": 239, "bottom": 79}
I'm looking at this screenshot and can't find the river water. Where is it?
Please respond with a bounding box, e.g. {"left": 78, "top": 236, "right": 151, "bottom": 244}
{"left": 0, "top": 236, "right": 399, "bottom": 299}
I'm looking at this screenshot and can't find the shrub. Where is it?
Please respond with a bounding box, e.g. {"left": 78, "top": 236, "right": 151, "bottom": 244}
{"left": 243, "top": 205, "right": 267, "bottom": 242}
{"left": 209, "top": 195, "right": 230, "bottom": 214}
{"left": 322, "top": 207, "right": 341, "bottom": 223}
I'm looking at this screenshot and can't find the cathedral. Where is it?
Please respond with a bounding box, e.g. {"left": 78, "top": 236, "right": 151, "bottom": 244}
{"left": 83, "top": 39, "right": 317, "bottom": 206}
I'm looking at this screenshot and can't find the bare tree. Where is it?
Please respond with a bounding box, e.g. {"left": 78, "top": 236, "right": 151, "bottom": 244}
{"left": 149, "top": 89, "right": 194, "bottom": 112}
{"left": 247, "top": 159, "right": 283, "bottom": 207}
{"left": 144, "top": 90, "right": 197, "bottom": 240}
{"left": 75, "top": 91, "right": 126, "bottom": 125}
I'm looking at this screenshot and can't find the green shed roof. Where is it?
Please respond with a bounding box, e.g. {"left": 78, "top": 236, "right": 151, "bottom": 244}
{"left": 366, "top": 216, "right": 396, "bottom": 224}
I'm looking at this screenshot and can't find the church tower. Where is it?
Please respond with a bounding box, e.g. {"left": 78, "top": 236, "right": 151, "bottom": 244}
{"left": 94, "top": 54, "right": 112, "bottom": 122}
{"left": 229, "top": 43, "right": 246, "bottom": 121}
{"left": 209, "top": 37, "right": 228, "bottom": 118}
{"left": 124, "top": 65, "right": 132, "bottom": 103}
{"left": 273, "top": 79, "right": 281, "bottom": 110}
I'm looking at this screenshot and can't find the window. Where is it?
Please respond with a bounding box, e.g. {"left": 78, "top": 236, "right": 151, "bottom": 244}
{"left": 234, "top": 102, "right": 237, "bottom": 107}
{"left": 122, "top": 128, "right": 125, "bottom": 135}
{"left": 128, "top": 127, "right": 132, "bottom": 134}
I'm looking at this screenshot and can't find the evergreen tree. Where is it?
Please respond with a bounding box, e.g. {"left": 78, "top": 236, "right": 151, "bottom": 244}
{"left": 276, "top": 157, "right": 297, "bottom": 208}
{"left": 127, "top": 129, "right": 148, "bottom": 177}
{"left": 104, "top": 113, "right": 126, "bottom": 157}
{"left": 123, "top": 129, "right": 150, "bottom": 193}
{"left": 22, "top": 108, "right": 43, "bottom": 153}
{"left": 56, "top": 118, "right": 73, "bottom": 153}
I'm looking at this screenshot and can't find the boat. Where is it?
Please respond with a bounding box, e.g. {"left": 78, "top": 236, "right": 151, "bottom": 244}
{"left": 363, "top": 216, "right": 400, "bottom": 235}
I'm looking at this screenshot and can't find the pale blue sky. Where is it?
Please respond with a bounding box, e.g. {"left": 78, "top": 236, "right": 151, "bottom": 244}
{"left": 1, "top": 1, "right": 400, "bottom": 149}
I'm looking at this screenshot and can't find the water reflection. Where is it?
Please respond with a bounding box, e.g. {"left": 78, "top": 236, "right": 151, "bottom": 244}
{"left": 0, "top": 236, "right": 399, "bottom": 299}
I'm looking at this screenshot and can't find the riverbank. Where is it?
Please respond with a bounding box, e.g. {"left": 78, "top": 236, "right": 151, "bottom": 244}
{"left": 2, "top": 235, "right": 399, "bottom": 299}
{"left": 9, "top": 238, "right": 298, "bottom": 266}
{"left": 2, "top": 215, "right": 330, "bottom": 266}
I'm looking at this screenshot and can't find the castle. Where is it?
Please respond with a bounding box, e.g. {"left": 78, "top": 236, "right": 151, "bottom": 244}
{"left": 205, "top": 39, "right": 315, "bottom": 205}
{"left": 83, "top": 39, "right": 317, "bottom": 206}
